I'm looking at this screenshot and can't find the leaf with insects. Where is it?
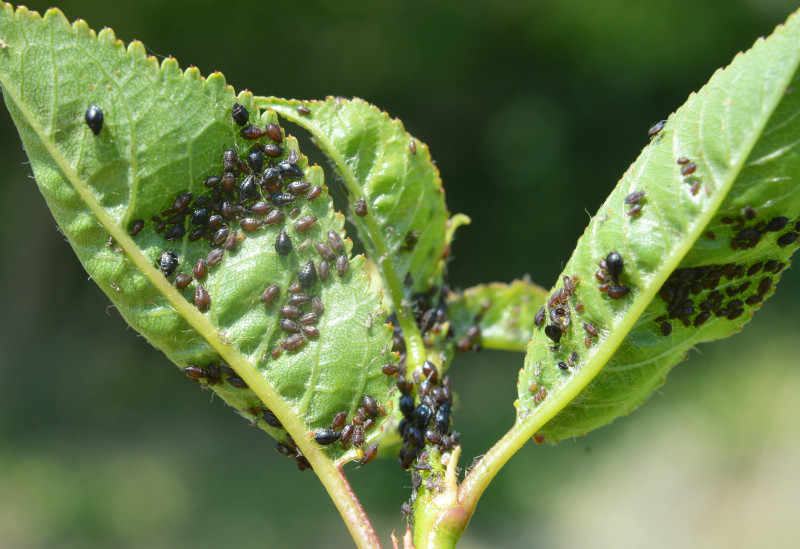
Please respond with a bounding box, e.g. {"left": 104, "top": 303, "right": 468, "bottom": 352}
{"left": 515, "top": 11, "right": 800, "bottom": 443}
{"left": 256, "top": 97, "right": 461, "bottom": 303}
{"left": 0, "top": 5, "right": 396, "bottom": 466}
{"left": 446, "top": 278, "right": 548, "bottom": 353}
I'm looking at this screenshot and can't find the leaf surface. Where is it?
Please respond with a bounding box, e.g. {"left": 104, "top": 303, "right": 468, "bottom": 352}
{"left": 0, "top": 5, "right": 395, "bottom": 465}
{"left": 517, "top": 11, "right": 800, "bottom": 442}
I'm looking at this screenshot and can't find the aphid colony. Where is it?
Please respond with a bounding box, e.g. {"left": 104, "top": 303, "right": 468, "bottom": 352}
{"left": 718, "top": 206, "right": 800, "bottom": 252}
{"left": 130, "top": 102, "right": 352, "bottom": 359}
{"left": 312, "top": 394, "right": 386, "bottom": 466}
{"left": 182, "top": 360, "right": 249, "bottom": 390}
{"left": 594, "top": 251, "right": 631, "bottom": 299}
{"left": 654, "top": 258, "right": 786, "bottom": 336}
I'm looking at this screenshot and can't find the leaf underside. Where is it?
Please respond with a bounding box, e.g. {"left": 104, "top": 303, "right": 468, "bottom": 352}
{"left": 518, "top": 11, "right": 800, "bottom": 442}
{"left": 0, "top": 5, "right": 397, "bottom": 464}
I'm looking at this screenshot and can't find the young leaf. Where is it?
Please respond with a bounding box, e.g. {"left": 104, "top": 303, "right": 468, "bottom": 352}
{"left": 446, "top": 278, "right": 548, "bottom": 352}
{"left": 516, "top": 10, "right": 800, "bottom": 443}
{"left": 0, "top": 5, "right": 395, "bottom": 470}
{"left": 256, "top": 97, "right": 465, "bottom": 368}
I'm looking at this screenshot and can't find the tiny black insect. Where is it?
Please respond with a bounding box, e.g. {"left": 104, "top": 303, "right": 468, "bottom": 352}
{"left": 194, "top": 284, "right": 211, "bottom": 312}
{"left": 318, "top": 260, "right": 330, "bottom": 282}
{"left": 263, "top": 144, "right": 283, "bottom": 158}
{"left": 206, "top": 248, "right": 224, "bottom": 266}
{"left": 607, "top": 285, "right": 630, "bottom": 299}
{"left": 174, "top": 273, "right": 193, "bottom": 290}
{"left": 277, "top": 161, "right": 304, "bottom": 179}
{"left": 296, "top": 105, "right": 311, "bottom": 115}
{"left": 311, "top": 296, "right": 324, "bottom": 314}
{"left": 328, "top": 230, "right": 343, "bottom": 252}
{"left": 624, "top": 190, "right": 645, "bottom": 205}
{"left": 275, "top": 230, "right": 293, "bottom": 256}
{"left": 231, "top": 102, "right": 249, "bottom": 126}
{"left": 307, "top": 186, "right": 322, "bottom": 200}
{"left": 605, "top": 251, "right": 624, "bottom": 283}
{"left": 336, "top": 255, "right": 349, "bottom": 276}
{"left": 85, "top": 105, "right": 104, "bottom": 135}
{"left": 362, "top": 396, "right": 378, "bottom": 418}
{"left": 160, "top": 250, "right": 178, "bottom": 276}
{"left": 241, "top": 125, "right": 267, "bottom": 140}
{"left": 265, "top": 123, "right": 283, "bottom": 142}
{"left": 282, "top": 333, "right": 307, "bottom": 351}
{"left": 193, "top": 258, "right": 207, "bottom": 280}
{"left": 544, "top": 324, "right": 562, "bottom": 343}
{"left": 299, "top": 260, "right": 317, "bottom": 288}
{"left": 294, "top": 216, "right": 317, "bottom": 233}
{"left": 648, "top": 120, "right": 666, "bottom": 137}
{"left": 314, "top": 429, "right": 341, "bottom": 445}
{"left": 165, "top": 224, "right": 186, "bottom": 241}
{"left": 269, "top": 192, "right": 296, "bottom": 207}
{"left": 534, "top": 306, "right": 546, "bottom": 327}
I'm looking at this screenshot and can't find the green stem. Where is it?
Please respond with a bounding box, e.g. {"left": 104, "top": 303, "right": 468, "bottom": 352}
{"left": 1, "top": 77, "right": 380, "bottom": 549}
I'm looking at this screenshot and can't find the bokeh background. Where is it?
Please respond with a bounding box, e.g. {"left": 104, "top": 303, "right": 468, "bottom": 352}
{"left": 2, "top": 1, "right": 800, "bottom": 547}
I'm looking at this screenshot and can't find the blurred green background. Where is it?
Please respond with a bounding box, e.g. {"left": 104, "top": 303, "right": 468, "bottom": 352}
{"left": 2, "top": 1, "right": 800, "bottom": 547}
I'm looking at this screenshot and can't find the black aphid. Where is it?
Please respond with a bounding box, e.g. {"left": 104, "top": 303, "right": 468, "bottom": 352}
{"left": 307, "top": 186, "right": 322, "bottom": 200}
{"left": 183, "top": 365, "right": 206, "bottom": 380}
{"left": 360, "top": 444, "right": 378, "bottom": 465}
{"left": 240, "top": 218, "right": 261, "bottom": 232}
{"left": 288, "top": 283, "right": 303, "bottom": 294}
{"left": 544, "top": 324, "right": 562, "bottom": 343}
{"left": 777, "top": 232, "right": 799, "bottom": 247}
{"left": 299, "top": 313, "right": 318, "bottom": 325}
{"left": 299, "top": 260, "right": 317, "bottom": 288}
{"left": 764, "top": 217, "right": 789, "bottom": 232}
{"left": 287, "top": 180, "right": 311, "bottom": 195}
{"left": 277, "top": 161, "right": 304, "bottom": 179}
{"left": 282, "top": 333, "right": 307, "bottom": 351}
{"left": 625, "top": 190, "right": 645, "bottom": 205}
{"left": 288, "top": 293, "right": 312, "bottom": 306}
{"left": 661, "top": 322, "right": 672, "bottom": 336}
{"left": 223, "top": 147, "right": 238, "bottom": 171}
{"left": 206, "top": 248, "right": 224, "bottom": 266}
{"left": 413, "top": 405, "right": 433, "bottom": 430}
{"left": 534, "top": 306, "right": 546, "bottom": 327}
{"left": 355, "top": 198, "right": 368, "bottom": 217}
{"left": 583, "top": 322, "right": 598, "bottom": 337}
{"left": 297, "top": 105, "right": 311, "bottom": 115}
{"left": 193, "top": 258, "right": 207, "bottom": 280}
{"left": 605, "top": 251, "right": 624, "bottom": 283}
{"left": 302, "top": 326, "right": 320, "bottom": 339}
{"left": 160, "top": 250, "right": 178, "bottom": 276}
{"left": 558, "top": 361, "right": 569, "bottom": 371}
{"left": 648, "top": 120, "right": 665, "bottom": 137}
{"left": 362, "top": 396, "right": 378, "bottom": 417}
{"left": 231, "top": 102, "right": 249, "bottom": 126}
{"left": 241, "top": 125, "right": 266, "bottom": 140}
{"left": 194, "top": 285, "right": 210, "bottom": 311}
{"left": 165, "top": 224, "right": 186, "bottom": 241}
{"left": 311, "top": 296, "right": 324, "bottom": 314}
{"left": 85, "top": 105, "right": 104, "bottom": 135}
{"left": 318, "top": 260, "right": 330, "bottom": 281}
{"left": 279, "top": 319, "right": 300, "bottom": 333}
{"left": 314, "top": 429, "right": 341, "bottom": 445}
{"left": 262, "top": 409, "right": 282, "bottom": 428}
{"left": 280, "top": 304, "right": 302, "bottom": 318}
{"left": 328, "top": 230, "right": 343, "bottom": 252}
{"left": 275, "top": 230, "right": 293, "bottom": 256}
{"left": 269, "top": 192, "right": 296, "bottom": 207}
{"left": 227, "top": 376, "right": 248, "bottom": 389}
{"left": 400, "top": 395, "right": 415, "bottom": 418}
{"left": 680, "top": 163, "right": 697, "bottom": 176}
{"left": 190, "top": 207, "right": 210, "bottom": 225}
{"left": 422, "top": 361, "right": 438, "bottom": 383}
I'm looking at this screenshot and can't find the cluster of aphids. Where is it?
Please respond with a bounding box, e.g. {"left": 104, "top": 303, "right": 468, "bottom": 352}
{"left": 387, "top": 285, "right": 469, "bottom": 356}
{"left": 655, "top": 259, "right": 787, "bottom": 336}
{"left": 718, "top": 208, "right": 800, "bottom": 251}
{"left": 311, "top": 394, "right": 388, "bottom": 466}
{"left": 382, "top": 360, "right": 455, "bottom": 469}
{"left": 182, "top": 361, "right": 248, "bottom": 390}
{"left": 116, "top": 101, "right": 355, "bottom": 358}
{"left": 533, "top": 271, "right": 588, "bottom": 377}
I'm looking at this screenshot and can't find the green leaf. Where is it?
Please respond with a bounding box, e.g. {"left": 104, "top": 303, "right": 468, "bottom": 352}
{"left": 0, "top": 5, "right": 395, "bottom": 465}
{"left": 517, "top": 10, "right": 800, "bottom": 443}
{"left": 446, "top": 278, "right": 548, "bottom": 352}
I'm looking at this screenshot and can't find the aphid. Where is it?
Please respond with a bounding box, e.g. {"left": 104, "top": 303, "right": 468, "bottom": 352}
{"left": 239, "top": 218, "right": 261, "bottom": 232}
{"left": 355, "top": 198, "right": 368, "bottom": 217}
{"left": 165, "top": 213, "right": 187, "bottom": 225}
{"left": 288, "top": 283, "right": 303, "bottom": 294}
{"left": 311, "top": 296, "right": 324, "bottom": 314}
{"left": 227, "top": 376, "right": 248, "bottom": 389}
{"left": 558, "top": 361, "right": 569, "bottom": 371}
{"left": 294, "top": 216, "right": 318, "bottom": 233}
{"left": 359, "top": 443, "right": 378, "bottom": 465}
{"left": 261, "top": 144, "right": 282, "bottom": 159}
{"left": 302, "top": 326, "right": 320, "bottom": 339}
{"left": 318, "top": 260, "right": 330, "bottom": 282}
{"left": 280, "top": 305, "right": 302, "bottom": 318}
{"left": 307, "top": 186, "right": 322, "bottom": 200}
{"left": 746, "top": 295, "right": 763, "bottom": 305}
{"left": 299, "top": 260, "right": 317, "bottom": 288}
{"left": 193, "top": 258, "right": 207, "bottom": 280}
{"left": 627, "top": 204, "right": 643, "bottom": 216}
{"left": 275, "top": 230, "right": 293, "bottom": 256}
{"left": 130, "top": 219, "right": 145, "bottom": 236}
{"left": 648, "top": 120, "right": 666, "bottom": 137}
{"left": 607, "top": 285, "right": 630, "bottom": 299}
{"left": 399, "top": 395, "right": 415, "bottom": 418}
{"left": 85, "top": 105, "right": 104, "bottom": 135}
{"left": 205, "top": 214, "right": 223, "bottom": 229}
{"left": 224, "top": 230, "right": 239, "bottom": 251}
{"left": 300, "top": 313, "right": 318, "bottom": 325}
{"left": 661, "top": 322, "right": 672, "bottom": 336}
{"left": 598, "top": 283, "right": 611, "bottom": 292}
{"left": 249, "top": 201, "right": 270, "bottom": 216}
{"left": 165, "top": 224, "right": 186, "bottom": 241}
{"left": 544, "top": 324, "right": 562, "bottom": 343}
{"left": 757, "top": 278, "right": 772, "bottom": 295}
{"left": 296, "top": 105, "right": 311, "bottom": 115}
{"left": 237, "top": 175, "right": 258, "bottom": 202}
{"left": 282, "top": 333, "right": 307, "bottom": 351}
{"left": 413, "top": 405, "right": 432, "bottom": 430}
{"left": 731, "top": 228, "right": 762, "bottom": 250}
{"left": 194, "top": 285, "right": 211, "bottom": 311}
{"left": 362, "top": 396, "right": 378, "bottom": 417}
{"left": 190, "top": 207, "right": 210, "bottom": 226}
{"left": 223, "top": 147, "right": 238, "bottom": 171}
{"left": 241, "top": 125, "right": 267, "bottom": 140}
{"left": 277, "top": 161, "right": 304, "bottom": 179}
{"left": 231, "top": 102, "right": 249, "bottom": 126}
{"left": 314, "top": 429, "right": 341, "bottom": 445}
{"left": 777, "top": 232, "right": 799, "bottom": 247}
{"left": 314, "top": 242, "right": 335, "bottom": 260}
{"left": 680, "top": 163, "right": 697, "bottom": 176}
{"left": 584, "top": 336, "right": 592, "bottom": 347}
{"left": 206, "top": 248, "right": 224, "bottom": 266}
{"left": 174, "top": 273, "right": 193, "bottom": 289}
{"left": 422, "top": 361, "right": 438, "bottom": 383}
{"left": 336, "top": 255, "right": 349, "bottom": 276}
{"left": 160, "top": 250, "right": 179, "bottom": 276}
{"left": 704, "top": 231, "right": 716, "bottom": 240}
{"left": 533, "top": 306, "right": 546, "bottom": 327}
{"left": 183, "top": 365, "right": 206, "bottom": 379}
{"left": 694, "top": 311, "right": 711, "bottom": 326}
{"left": 288, "top": 293, "right": 312, "bottom": 306}
{"left": 204, "top": 175, "right": 221, "bottom": 188}
{"left": 728, "top": 308, "right": 745, "bottom": 320}
{"left": 261, "top": 168, "right": 283, "bottom": 192}
{"left": 265, "top": 123, "right": 282, "bottom": 142}
{"left": 624, "top": 190, "right": 645, "bottom": 205}
{"left": 595, "top": 270, "right": 609, "bottom": 283}
{"left": 262, "top": 409, "right": 282, "bottom": 428}
{"left": 351, "top": 425, "right": 365, "bottom": 447}
{"left": 262, "top": 210, "right": 284, "bottom": 227}
{"left": 677, "top": 157, "right": 690, "bottom": 165}
{"left": 172, "top": 192, "right": 192, "bottom": 212}
{"left": 271, "top": 347, "right": 282, "bottom": 359}
{"left": 409, "top": 139, "right": 417, "bottom": 154}
{"left": 583, "top": 322, "right": 598, "bottom": 337}
{"left": 605, "top": 251, "right": 624, "bottom": 282}
{"left": 220, "top": 200, "right": 235, "bottom": 220}
{"left": 328, "top": 230, "right": 343, "bottom": 252}
{"left": 269, "top": 192, "right": 296, "bottom": 207}
{"left": 382, "top": 364, "right": 399, "bottom": 375}
{"left": 279, "top": 319, "right": 300, "bottom": 333}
